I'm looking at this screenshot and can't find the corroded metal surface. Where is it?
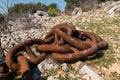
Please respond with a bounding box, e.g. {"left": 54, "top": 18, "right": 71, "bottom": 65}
{"left": 17, "top": 55, "right": 30, "bottom": 74}
{"left": 78, "top": 30, "right": 108, "bottom": 50}
{"left": 0, "top": 22, "right": 108, "bottom": 79}
{"left": 25, "top": 45, "right": 46, "bottom": 65}
{"left": 55, "top": 28, "right": 89, "bottom": 50}
{"left": 5, "top": 39, "right": 45, "bottom": 72}
{"left": 52, "top": 42, "right": 98, "bottom": 62}
{"left": 37, "top": 44, "right": 72, "bottom": 53}
{"left": 0, "top": 63, "right": 15, "bottom": 80}
{"left": 4, "top": 39, "right": 46, "bottom": 79}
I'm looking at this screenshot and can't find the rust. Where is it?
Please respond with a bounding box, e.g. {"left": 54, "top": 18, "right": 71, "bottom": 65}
{"left": 0, "top": 63, "right": 15, "bottom": 80}
{"left": 0, "top": 64, "right": 4, "bottom": 73}
{"left": 44, "top": 22, "right": 75, "bottom": 44}
{"left": 55, "top": 28, "right": 89, "bottom": 50}
{"left": 44, "top": 35, "right": 54, "bottom": 44}
{"left": 5, "top": 39, "right": 45, "bottom": 72}
{"left": 52, "top": 40, "right": 98, "bottom": 62}
{"left": 25, "top": 45, "right": 46, "bottom": 65}
{"left": 17, "top": 55, "right": 30, "bottom": 74}
{"left": 5, "top": 41, "right": 25, "bottom": 72}
{"left": 37, "top": 44, "right": 72, "bottom": 53}
{"left": 78, "top": 30, "right": 108, "bottom": 50}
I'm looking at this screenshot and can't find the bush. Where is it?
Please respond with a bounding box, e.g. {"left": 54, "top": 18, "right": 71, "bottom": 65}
{"left": 48, "top": 8, "right": 56, "bottom": 17}
{"left": 47, "top": 3, "right": 61, "bottom": 17}
{"left": 9, "top": 2, "right": 47, "bottom": 14}
{"left": 0, "top": 14, "right": 4, "bottom": 23}
{"left": 47, "top": 8, "right": 61, "bottom": 17}
{"left": 8, "top": 2, "right": 61, "bottom": 19}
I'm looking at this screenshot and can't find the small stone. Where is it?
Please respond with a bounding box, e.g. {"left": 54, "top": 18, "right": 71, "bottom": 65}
{"left": 37, "top": 58, "right": 58, "bottom": 73}
{"left": 71, "top": 61, "right": 84, "bottom": 70}
{"left": 69, "top": 73, "right": 76, "bottom": 78}
{"left": 47, "top": 75, "right": 59, "bottom": 80}
{"left": 61, "top": 63, "right": 69, "bottom": 72}
{"left": 79, "top": 65, "right": 104, "bottom": 80}
{"left": 108, "top": 63, "right": 120, "bottom": 74}
{"left": 57, "top": 70, "right": 65, "bottom": 78}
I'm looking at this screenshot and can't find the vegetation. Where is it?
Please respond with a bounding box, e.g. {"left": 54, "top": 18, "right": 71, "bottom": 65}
{"left": 47, "top": 3, "right": 61, "bottom": 17}
{"left": 48, "top": 8, "right": 56, "bottom": 16}
{"left": 9, "top": 2, "right": 61, "bottom": 17}
{"left": 0, "top": 13, "right": 4, "bottom": 23}
{"left": 74, "top": 16, "right": 120, "bottom": 68}
{"left": 64, "top": 0, "right": 119, "bottom": 14}
{"left": 74, "top": 16, "right": 120, "bottom": 79}
{"left": 9, "top": 2, "right": 47, "bottom": 14}
{"left": 47, "top": 3, "right": 59, "bottom": 10}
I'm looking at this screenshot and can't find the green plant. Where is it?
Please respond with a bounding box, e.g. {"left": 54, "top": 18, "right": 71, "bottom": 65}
{"left": 0, "top": 13, "right": 4, "bottom": 23}
{"left": 9, "top": 2, "right": 47, "bottom": 14}
{"left": 86, "top": 52, "right": 116, "bottom": 68}
{"left": 48, "top": 8, "right": 57, "bottom": 17}
{"left": 47, "top": 3, "right": 61, "bottom": 17}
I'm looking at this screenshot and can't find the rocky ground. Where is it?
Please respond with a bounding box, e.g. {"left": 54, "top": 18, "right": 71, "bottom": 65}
{"left": 0, "top": 1, "right": 120, "bottom": 80}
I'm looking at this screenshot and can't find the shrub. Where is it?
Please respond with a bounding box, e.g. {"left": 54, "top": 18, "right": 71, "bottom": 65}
{"left": 47, "top": 8, "right": 61, "bottom": 17}
{"left": 48, "top": 8, "right": 56, "bottom": 17}
{"left": 9, "top": 2, "right": 47, "bottom": 14}
{"left": 0, "top": 14, "right": 4, "bottom": 23}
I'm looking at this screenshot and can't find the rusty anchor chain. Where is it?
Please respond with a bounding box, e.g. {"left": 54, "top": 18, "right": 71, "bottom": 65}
{"left": 0, "top": 22, "right": 108, "bottom": 79}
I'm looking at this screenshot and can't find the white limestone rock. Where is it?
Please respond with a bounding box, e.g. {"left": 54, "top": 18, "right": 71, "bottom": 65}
{"left": 79, "top": 65, "right": 104, "bottom": 80}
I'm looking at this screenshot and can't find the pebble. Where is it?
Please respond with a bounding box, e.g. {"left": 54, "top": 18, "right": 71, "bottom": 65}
{"left": 47, "top": 75, "right": 59, "bottom": 80}
{"left": 61, "top": 63, "right": 69, "bottom": 72}
{"left": 37, "top": 58, "right": 58, "bottom": 73}
{"left": 79, "top": 65, "right": 104, "bottom": 80}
